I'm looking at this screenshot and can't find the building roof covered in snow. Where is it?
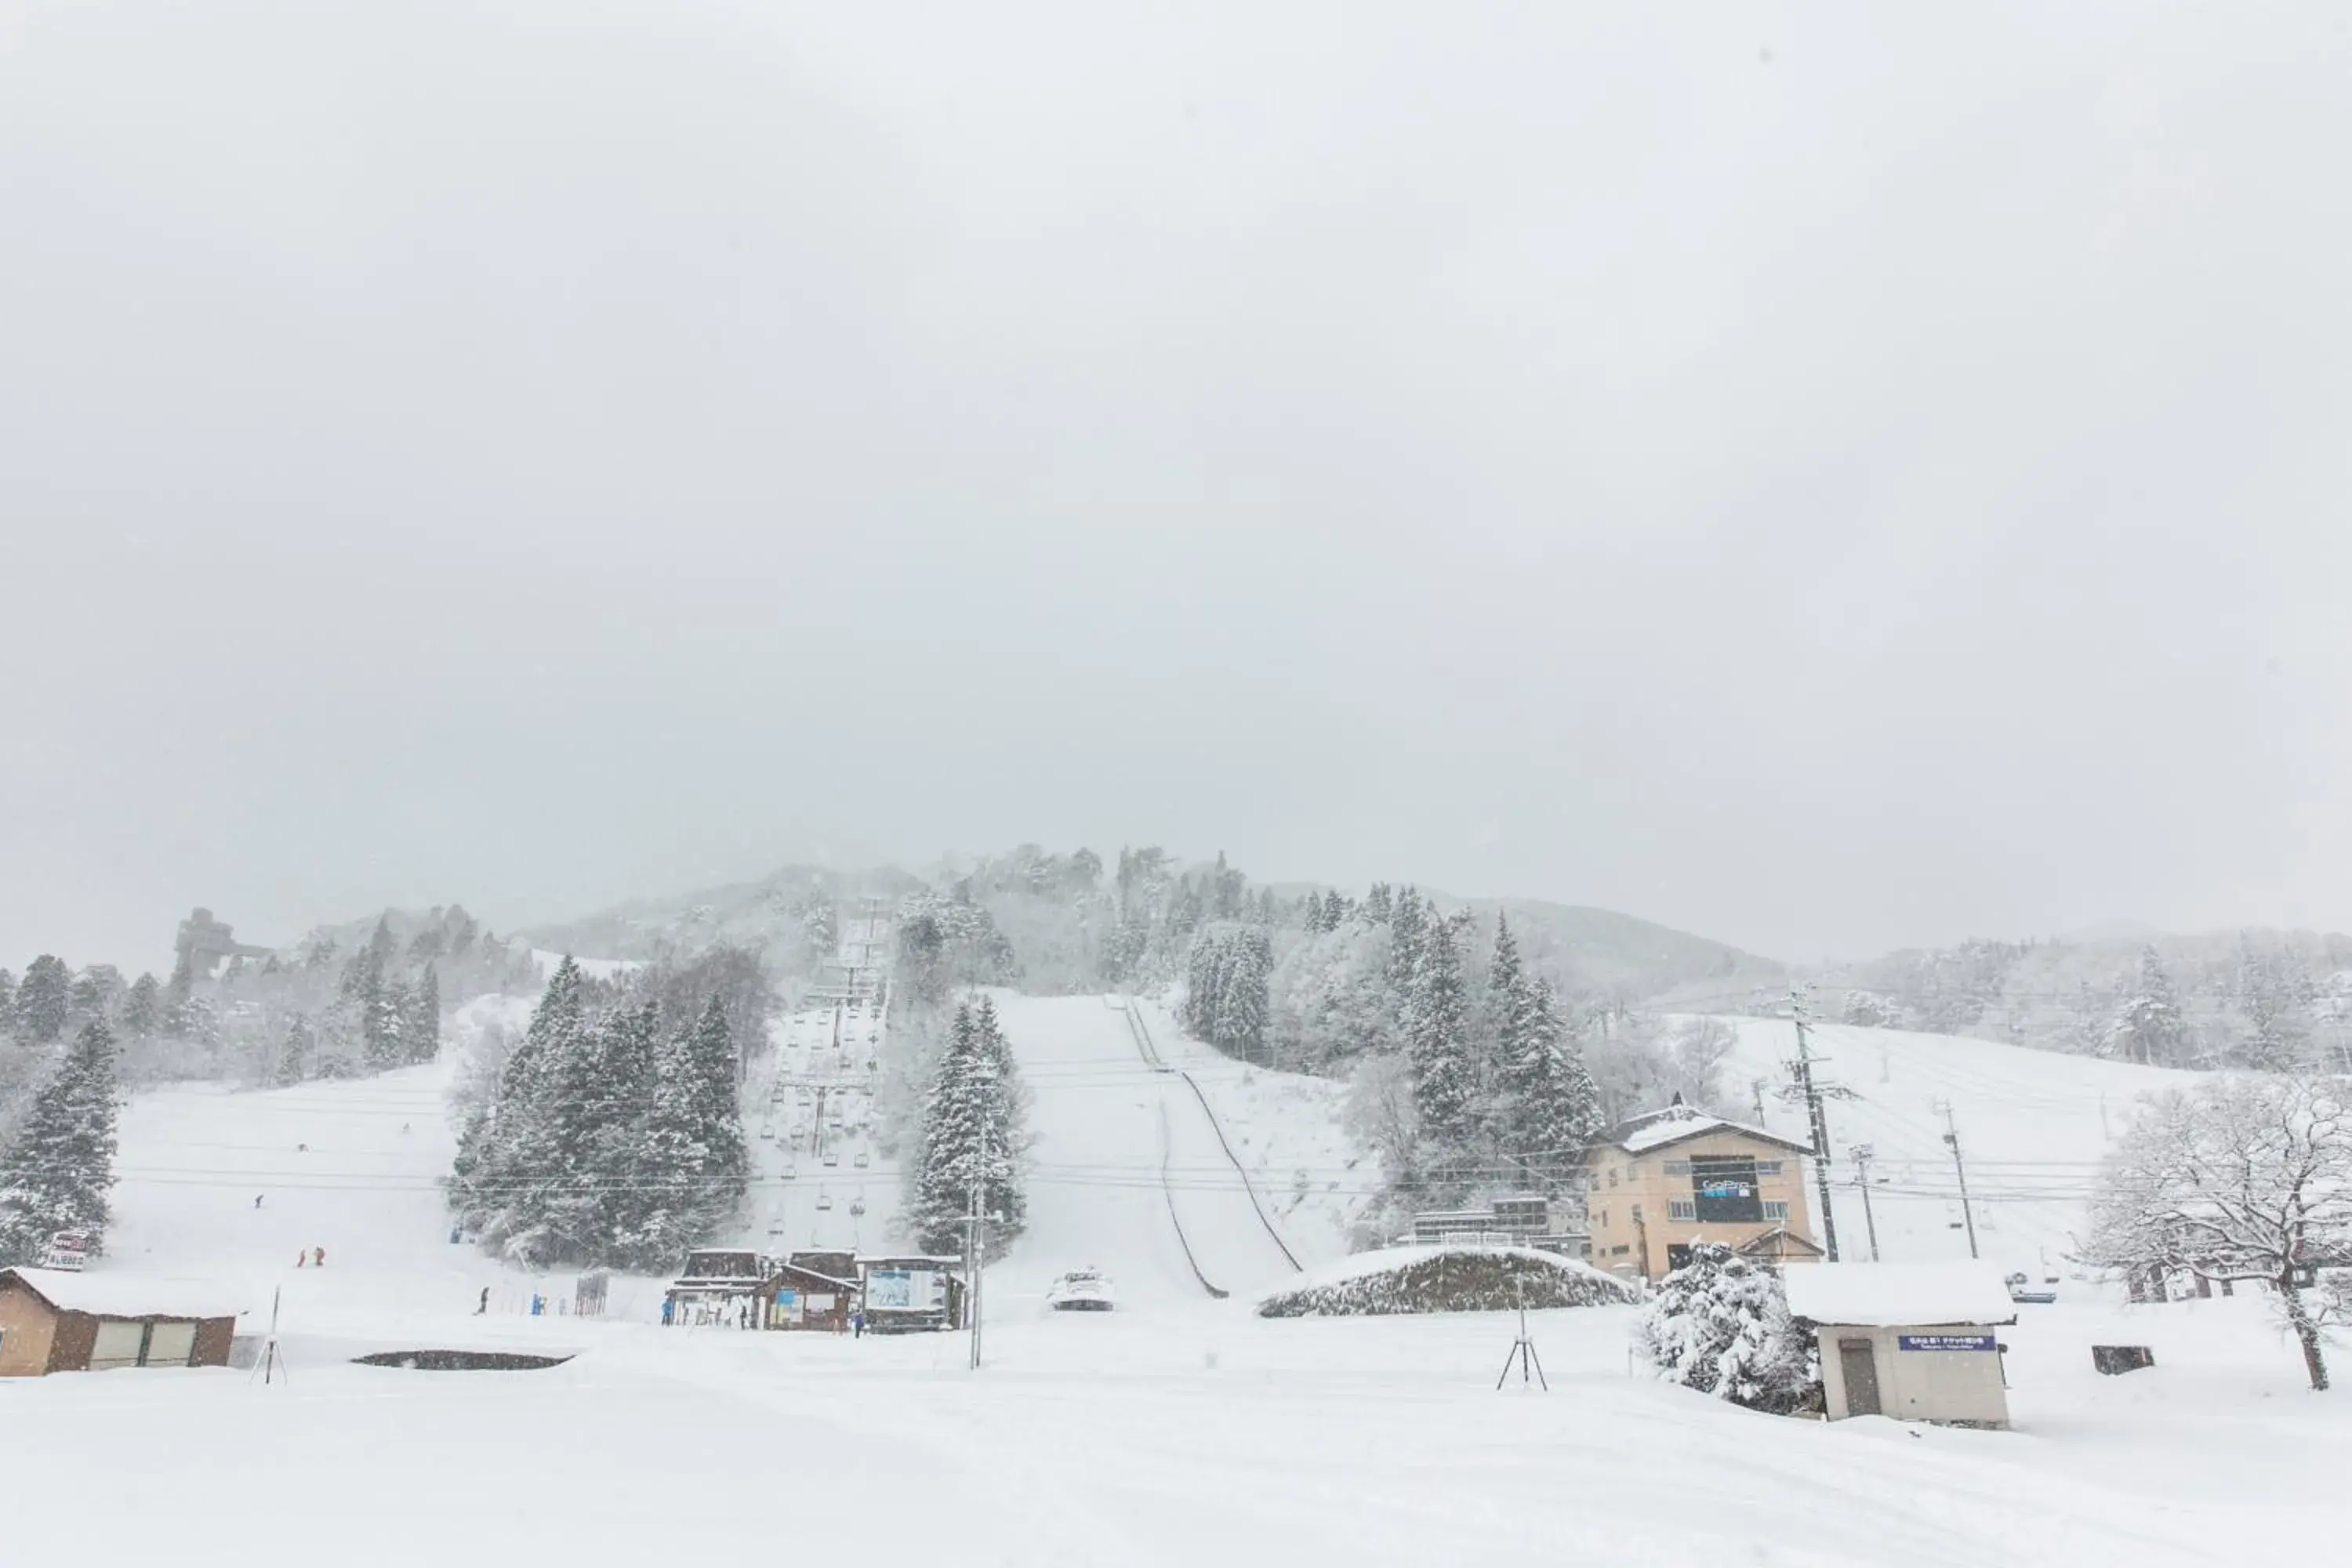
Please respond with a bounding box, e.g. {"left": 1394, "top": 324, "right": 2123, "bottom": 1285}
{"left": 1783, "top": 1262, "right": 2018, "bottom": 1327}
{"left": 0, "top": 1267, "right": 249, "bottom": 1321}
{"left": 1598, "top": 1100, "right": 1815, "bottom": 1157}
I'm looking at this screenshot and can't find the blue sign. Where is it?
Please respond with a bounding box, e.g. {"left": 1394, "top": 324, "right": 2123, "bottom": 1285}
{"left": 1897, "top": 1334, "right": 1998, "bottom": 1352}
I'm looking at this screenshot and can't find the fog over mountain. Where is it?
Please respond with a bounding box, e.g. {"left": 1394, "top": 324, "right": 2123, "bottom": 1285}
{"left": 6, "top": 2, "right": 2350, "bottom": 973}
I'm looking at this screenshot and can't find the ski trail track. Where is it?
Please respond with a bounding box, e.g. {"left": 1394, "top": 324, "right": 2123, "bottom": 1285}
{"left": 993, "top": 993, "right": 1300, "bottom": 1310}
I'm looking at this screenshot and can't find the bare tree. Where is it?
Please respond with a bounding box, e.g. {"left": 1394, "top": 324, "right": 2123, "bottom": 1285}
{"left": 2085, "top": 1076, "right": 2352, "bottom": 1391}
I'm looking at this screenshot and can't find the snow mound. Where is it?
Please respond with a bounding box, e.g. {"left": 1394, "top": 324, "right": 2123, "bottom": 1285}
{"left": 1256, "top": 1243, "right": 1636, "bottom": 1318}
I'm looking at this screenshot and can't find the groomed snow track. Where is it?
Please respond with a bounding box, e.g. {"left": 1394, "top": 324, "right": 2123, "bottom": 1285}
{"left": 1126, "top": 1000, "right": 1301, "bottom": 1274}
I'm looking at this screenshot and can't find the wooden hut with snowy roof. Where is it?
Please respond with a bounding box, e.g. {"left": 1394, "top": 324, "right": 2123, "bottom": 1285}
{"left": 0, "top": 1268, "right": 245, "bottom": 1377}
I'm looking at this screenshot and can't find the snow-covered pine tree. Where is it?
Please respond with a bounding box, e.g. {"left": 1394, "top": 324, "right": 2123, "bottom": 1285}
{"left": 407, "top": 964, "right": 441, "bottom": 1065}
{"left": 1402, "top": 908, "right": 1476, "bottom": 1147}
{"left": 365, "top": 975, "right": 408, "bottom": 1070}
{"left": 115, "top": 972, "right": 159, "bottom": 1039}
{"left": 1496, "top": 966, "right": 1600, "bottom": 1184}
{"left": 623, "top": 998, "right": 750, "bottom": 1269}
{"left": 0, "top": 1020, "right": 121, "bottom": 1265}
{"left": 1636, "top": 1243, "right": 1816, "bottom": 1412}
{"left": 1214, "top": 928, "right": 1272, "bottom": 1063}
{"left": 275, "top": 1013, "right": 314, "bottom": 1087}
{"left": 0, "top": 968, "right": 14, "bottom": 1029}
{"left": 907, "top": 1001, "right": 1026, "bottom": 1254}
{"left": 2107, "top": 945, "right": 2189, "bottom": 1067}
{"left": 448, "top": 956, "right": 587, "bottom": 1256}
{"left": 1363, "top": 883, "right": 1393, "bottom": 925}
{"left": 1386, "top": 890, "right": 1425, "bottom": 993}
{"left": 15, "top": 955, "right": 71, "bottom": 1043}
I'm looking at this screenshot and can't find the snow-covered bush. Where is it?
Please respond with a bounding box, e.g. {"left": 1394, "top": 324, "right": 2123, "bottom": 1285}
{"left": 1635, "top": 1244, "right": 1817, "bottom": 1413}
{"left": 1257, "top": 1244, "right": 1635, "bottom": 1318}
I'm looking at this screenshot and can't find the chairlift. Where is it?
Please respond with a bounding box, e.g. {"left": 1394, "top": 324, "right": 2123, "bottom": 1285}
{"left": 782, "top": 1163, "right": 798, "bottom": 1180}
{"left": 854, "top": 1152, "right": 869, "bottom": 1169}
{"left": 760, "top": 1126, "right": 775, "bottom": 1140}
{"left": 816, "top": 1190, "right": 834, "bottom": 1212}
{"left": 824, "top": 1150, "right": 840, "bottom": 1167}
{"left": 850, "top": 1199, "right": 867, "bottom": 1219}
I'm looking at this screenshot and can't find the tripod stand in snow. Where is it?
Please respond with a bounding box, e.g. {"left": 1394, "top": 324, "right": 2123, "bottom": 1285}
{"left": 1495, "top": 1276, "right": 1547, "bottom": 1392}
{"left": 251, "top": 1287, "right": 289, "bottom": 1387}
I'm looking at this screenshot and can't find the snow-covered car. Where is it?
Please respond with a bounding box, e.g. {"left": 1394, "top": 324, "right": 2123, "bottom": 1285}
{"left": 1045, "top": 1269, "right": 1116, "bottom": 1312}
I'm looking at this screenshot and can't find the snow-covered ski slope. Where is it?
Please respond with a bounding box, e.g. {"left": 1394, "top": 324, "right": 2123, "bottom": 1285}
{"left": 1710, "top": 1015, "right": 2196, "bottom": 1276}
{"left": 992, "top": 993, "right": 1317, "bottom": 1308}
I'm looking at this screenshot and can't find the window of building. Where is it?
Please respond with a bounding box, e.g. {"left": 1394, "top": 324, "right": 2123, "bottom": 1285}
{"left": 1755, "top": 1160, "right": 1785, "bottom": 1176}
{"left": 1607, "top": 1167, "right": 1619, "bottom": 1188}
{"left": 1663, "top": 1160, "right": 1692, "bottom": 1176}
{"left": 1610, "top": 1244, "right": 1631, "bottom": 1256}
{"left": 1762, "top": 1200, "right": 1789, "bottom": 1221}
{"left": 1668, "top": 1200, "right": 1697, "bottom": 1221}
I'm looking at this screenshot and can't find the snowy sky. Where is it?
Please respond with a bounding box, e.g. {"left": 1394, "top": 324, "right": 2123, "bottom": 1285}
{"left": 5, "top": 2, "right": 2350, "bottom": 974}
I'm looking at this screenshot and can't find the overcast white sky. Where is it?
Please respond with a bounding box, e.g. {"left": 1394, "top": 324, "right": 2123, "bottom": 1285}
{"left": 4, "top": 2, "right": 2350, "bottom": 975}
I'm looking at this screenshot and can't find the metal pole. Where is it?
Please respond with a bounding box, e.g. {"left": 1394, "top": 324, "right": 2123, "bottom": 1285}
{"left": 1851, "top": 1144, "right": 1882, "bottom": 1262}
{"left": 1791, "top": 989, "right": 1841, "bottom": 1263}
{"left": 1939, "top": 1102, "right": 1980, "bottom": 1260}
{"left": 969, "top": 1057, "right": 994, "bottom": 1370}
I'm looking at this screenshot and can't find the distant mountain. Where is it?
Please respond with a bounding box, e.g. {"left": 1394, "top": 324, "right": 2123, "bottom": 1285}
{"left": 1460, "top": 896, "right": 1785, "bottom": 1004}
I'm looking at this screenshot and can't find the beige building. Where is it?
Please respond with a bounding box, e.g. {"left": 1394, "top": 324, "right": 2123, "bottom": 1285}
{"left": 1784, "top": 1262, "right": 2019, "bottom": 1428}
{"left": 1583, "top": 1102, "right": 1822, "bottom": 1281}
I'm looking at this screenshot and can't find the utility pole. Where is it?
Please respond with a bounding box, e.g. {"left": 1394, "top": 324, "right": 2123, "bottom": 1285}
{"left": 967, "top": 1056, "right": 996, "bottom": 1370}
{"left": 1937, "top": 1100, "right": 1980, "bottom": 1260}
{"left": 1789, "top": 989, "right": 1841, "bottom": 1263}
{"left": 1850, "top": 1143, "right": 1882, "bottom": 1262}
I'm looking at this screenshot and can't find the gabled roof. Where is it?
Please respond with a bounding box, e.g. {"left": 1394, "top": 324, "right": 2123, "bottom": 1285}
{"left": 1738, "top": 1225, "right": 1825, "bottom": 1259}
{"left": 0, "top": 1267, "right": 247, "bottom": 1320}
{"left": 762, "top": 1262, "right": 859, "bottom": 1293}
{"left": 1783, "top": 1262, "right": 2018, "bottom": 1327}
{"left": 1598, "top": 1102, "right": 1814, "bottom": 1157}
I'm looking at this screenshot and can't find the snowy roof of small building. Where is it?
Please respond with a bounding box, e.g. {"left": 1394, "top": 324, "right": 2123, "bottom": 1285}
{"left": 0, "top": 1267, "right": 249, "bottom": 1321}
{"left": 1782, "top": 1263, "right": 2018, "bottom": 1327}
{"left": 1602, "top": 1103, "right": 1814, "bottom": 1156}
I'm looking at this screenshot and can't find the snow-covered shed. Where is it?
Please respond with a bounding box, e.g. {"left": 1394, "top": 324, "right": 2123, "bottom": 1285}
{"left": 0, "top": 1267, "right": 245, "bottom": 1377}
{"left": 757, "top": 1255, "right": 859, "bottom": 1333}
{"left": 1784, "top": 1263, "right": 2017, "bottom": 1428}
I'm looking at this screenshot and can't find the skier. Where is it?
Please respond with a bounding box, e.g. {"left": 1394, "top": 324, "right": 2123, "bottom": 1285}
{"left": 852, "top": 1308, "right": 865, "bottom": 1339}
{"left": 254, "top": 1194, "right": 264, "bottom": 1210}
{"left": 477, "top": 1287, "right": 490, "bottom": 1316}
{"left": 660, "top": 1298, "right": 675, "bottom": 1327}
{"left": 295, "top": 1250, "right": 307, "bottom": 1269}
{"left": 312, "top": 1245, "right": 325, "bottom": 1268}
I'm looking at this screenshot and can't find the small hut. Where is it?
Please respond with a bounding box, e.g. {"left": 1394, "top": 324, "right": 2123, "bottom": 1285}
{"left": 1784, "top": 1262, "right": 2018, "bottom": 1428}
{"left": 757, "top": 1254, "right": 861, "bottom": 1333}
{"left": 0, "top": 1268, "right": 244, "bottom": 1377}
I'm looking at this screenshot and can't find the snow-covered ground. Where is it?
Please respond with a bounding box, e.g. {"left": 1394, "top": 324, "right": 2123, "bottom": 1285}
{"left": 11, "top": 996, "right": 2352, "bottom": 1566}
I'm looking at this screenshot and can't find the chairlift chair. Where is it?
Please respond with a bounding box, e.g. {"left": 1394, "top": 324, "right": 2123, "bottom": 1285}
{"left": 850, "top": 1199, "right": 866, "bottom": 1218}
{"left": 854, "top": 1152, "right": 869, "bottom": 1169}
{"left": 823, "top": 1149, "right": 839, "bottom": 1167}
{"left": 816, "top": 1190, "right": 834, "bottom": 1212}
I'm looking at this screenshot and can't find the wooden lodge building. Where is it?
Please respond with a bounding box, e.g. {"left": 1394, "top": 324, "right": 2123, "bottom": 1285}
{"left": 0, "top": 1268, "right": 243, "bottom": 1377}
{"left": 759, "top": 1250, "right": 860, "bottom": 1333}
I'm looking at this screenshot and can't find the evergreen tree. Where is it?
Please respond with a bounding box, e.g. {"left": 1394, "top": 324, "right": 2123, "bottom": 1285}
{"left": 0, "top": 1021, "right": 121, "bottom": 1264}
{"left": 624, "top": 998, "right": 750, "bottom": 1268}
{"left": 1214, "top": 927, "right": 1272, "bottom": 1063}
{"left": 118, "top": 972, "right": 161, "bottom": 1037}
{"left": 1490, "top": 916, "right": 1600, "bottom": 1181}
{"left": 0, "top": 968, "right": 14, "bottom": 1029}
{"left": 1363, "top": 883, "right": 1393, "bottom": 925}
{"left": 2107, "top": 945, "right": 2189, "bottom": 1067}
{"left": 275, "top": 1013, "right": 313, "bottom": 1087}
{"left": 365, "top": 976, "right": 408, "bottom": 1070}
{"left": 408, "top": 964, "right": 442, "bottom": 1064}
{"left": 1636, "top": 1243, "right": 1816, "bottom": 1413}
{"left": 1386, "top": 888, "right": 1427, "bottom": 996}
{"left": 907, "top": 1001, "right": 1026, "bottom": 1254}
{"left": 449, "top": 957, "right": 589, "bottom": 1256}
{"left": 69, "top": 964, "right": 124, "bottom": 1022}
{"left": 1402, "top": 909, "right": 1475, "bottom": 1146}
{"left": 15, "top": 954, "right": 71, "bottom": 1043}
